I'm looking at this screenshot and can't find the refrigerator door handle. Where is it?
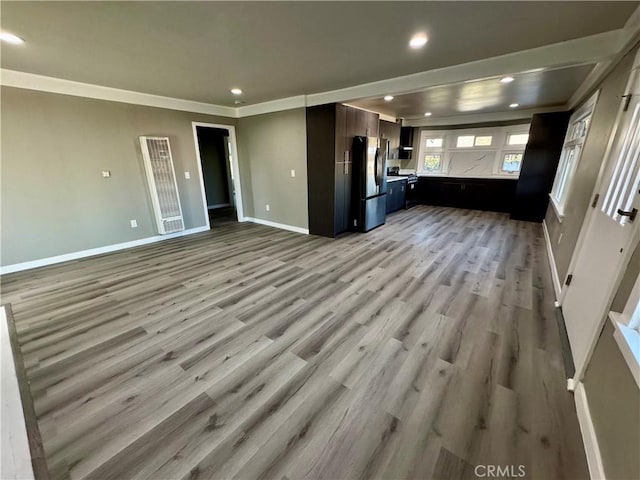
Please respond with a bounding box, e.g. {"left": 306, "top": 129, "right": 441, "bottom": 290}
{"left": 374, "top": 148, "right": 379, "bottom": 186}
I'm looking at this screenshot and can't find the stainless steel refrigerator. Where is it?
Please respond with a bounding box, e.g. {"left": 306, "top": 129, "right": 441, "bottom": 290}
{"left": 351, "top": 136, "right": 388, "bottom": 232}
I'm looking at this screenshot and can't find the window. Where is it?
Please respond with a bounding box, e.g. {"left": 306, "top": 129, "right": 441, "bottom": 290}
{"left": 550, "top": 92, "right": 598, "bottom": 217}
{"left": 501, "top": 153, "right": 523, "bottom": 173}
{"left": 424, "top": 154, "right": 442, "bottom": 172}
{"left": 457, "top": 135, "right": 475, "bottom": 148}
{"left": 507, "top": 133, "right": 529, "bottom": 145}
{"left": 474, "top": 135, "right": 493, "bottom": 146}
{"left": 426, "top": 137, "right": 443, "bottom": 148}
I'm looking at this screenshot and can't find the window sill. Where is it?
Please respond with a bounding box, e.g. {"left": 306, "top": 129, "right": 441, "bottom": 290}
{"left": 549, "top": 195, "right": 565, "bottom": 224}
{"left": 610, "top": 312, "right": 640, "bottom": 390}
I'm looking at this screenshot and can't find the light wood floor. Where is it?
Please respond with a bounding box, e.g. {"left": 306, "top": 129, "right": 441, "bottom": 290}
{"left": 1, "top": 206, "right": 589, "bottom": 480}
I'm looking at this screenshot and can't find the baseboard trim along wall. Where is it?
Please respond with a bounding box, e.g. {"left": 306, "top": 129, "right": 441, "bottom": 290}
{"left": 542, "top": 219, "right": 563, "bottom": 301}
{"left": 0, "top": 226, "right": 210, "bottom": 275}
{"left": 244, "top": 217, "right": 309, "bottom": 235}
{"left": 574, "top": 382, "right": 606, "bottom": 480}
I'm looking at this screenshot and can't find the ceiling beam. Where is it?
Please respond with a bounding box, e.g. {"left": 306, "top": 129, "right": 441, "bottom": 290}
{"left": 305, "top": 30, "right": 623, "bottom": 108}
{"left": 404, "top": 106, "right": 566, "bottom": 128}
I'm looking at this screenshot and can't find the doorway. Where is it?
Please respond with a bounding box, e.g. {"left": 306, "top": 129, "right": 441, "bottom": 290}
{"left": 561, "top": 59, "right": 640, "bottom": 382}
{"left": 192, "top": 122, "right": 244, "bottom": 228}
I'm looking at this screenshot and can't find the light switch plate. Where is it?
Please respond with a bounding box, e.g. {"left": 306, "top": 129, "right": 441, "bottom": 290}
{"left": 184, "top": 171, "right": 191, "bottom": 179}
{"left": 290, "top": 169, "right": 296, "bottom": 178}
{"left": 102, "top": 171, "right": 111, "bottom": 178}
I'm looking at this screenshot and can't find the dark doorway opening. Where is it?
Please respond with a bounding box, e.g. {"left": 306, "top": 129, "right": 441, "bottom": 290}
{"left": 195, "top": 126, "right": 237, "bottom": 227}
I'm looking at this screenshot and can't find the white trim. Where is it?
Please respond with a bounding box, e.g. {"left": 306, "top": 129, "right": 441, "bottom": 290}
{"left": 542, "top": 219, "right": 563, "bottom": 301}
{"left": 0, "top": 306, "right": 35, "bottom": 480}
{"left": 610, "top": 312, "right": 640, "bottom": 389}
{"left": 574, "top": 382, "right": 606, "bottom": 480}
{"left": 0, "top": 69, "right": 236, "bottom": 118}
{"left": 0, "top": 30, "right": 627, "bottom": 123}
{"left": 0, "top": 227, "right": 209, "bottom": 275}
{"left": 549, "top": 195, "right": 565, "bottom": 223}
{"left": 244, "top": 217, "right": 309, "bottom": 235}
{"left": 236, "top": 96, "right": 306, "bottom": 117}
{"left": 191, "top": 122, "right": 245, "bottom": 225}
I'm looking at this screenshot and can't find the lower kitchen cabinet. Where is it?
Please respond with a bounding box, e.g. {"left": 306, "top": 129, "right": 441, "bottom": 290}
{"left": 416, "top": 176, "right": 517, "bottom": 213}
{"left": 386, "top": 179, "right": 407, "bottom": 214}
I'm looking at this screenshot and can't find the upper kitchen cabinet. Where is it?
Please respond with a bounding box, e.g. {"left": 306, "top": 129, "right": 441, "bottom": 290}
{"left": 346, "top": 106, "right": 379, "bottom": 138}
{"left": 399, "top": 127, "right": 414, "bottom": 159}
{"left": 379, "top": 120, "right": 401, "bottom": 161}
{"left": 307, "top": 103, "right": 378, "bottom": 237}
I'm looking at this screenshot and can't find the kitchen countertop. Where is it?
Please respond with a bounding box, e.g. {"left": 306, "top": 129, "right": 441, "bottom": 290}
{"left": 387, "top": 176, "right": 408, "bottom": 183}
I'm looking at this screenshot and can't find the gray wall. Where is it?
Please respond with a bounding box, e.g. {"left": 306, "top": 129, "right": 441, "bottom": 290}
{"left": 545, "top": 47, "right": 638, "bottom": 281}
{"left": 583, "top": 320, "right": 640, "bottom": 480}
{"left": 237, "top": 108, "right": 308, "bottom": 229}
{"left": 1, "top": 86, "right": 236, "bottom": 266}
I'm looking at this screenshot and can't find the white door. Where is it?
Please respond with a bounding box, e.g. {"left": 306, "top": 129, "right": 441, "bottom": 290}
{"left": 563, "top": 66, "right": 640, "bottom": 380}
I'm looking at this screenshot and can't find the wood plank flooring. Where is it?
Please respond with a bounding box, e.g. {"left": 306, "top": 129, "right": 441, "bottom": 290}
{"left": 1, "top": 206, "right": 589, "bottom": 480}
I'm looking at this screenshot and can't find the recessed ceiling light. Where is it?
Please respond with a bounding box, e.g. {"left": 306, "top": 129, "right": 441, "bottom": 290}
{"left": 230, "top": 88, "right": 243, "bottom": 95}
{"left": 500, "top": 76, "right": 515, "bottom": 83}
{"left": 424, "top": 112, "right": 432, "bottom": 117}
{"left": 509, "top": 103, "right": 519, "bottom": 108}
{"left": 384, "top": 95, "right": 394, "bottom": 102}
{"left": 0, "top": 32, "right": 25, "bottom": 45}
{"left": 409, "top": 32, "right": 428, "bottom": 49}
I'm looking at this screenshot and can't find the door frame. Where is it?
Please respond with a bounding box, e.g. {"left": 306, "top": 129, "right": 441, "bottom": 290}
{"left": 191, "top": 122, "right": 245, "bottom": 227}
{"left": 560, "top": 50, "right": 640, "bottom": 382}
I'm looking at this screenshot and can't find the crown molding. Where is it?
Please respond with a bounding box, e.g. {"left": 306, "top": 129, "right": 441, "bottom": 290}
{"left": 0, "top": 28, "right": 628, "bottom": 122}
{"left": 0, "top": 69, "right": 237, "bottom": 118}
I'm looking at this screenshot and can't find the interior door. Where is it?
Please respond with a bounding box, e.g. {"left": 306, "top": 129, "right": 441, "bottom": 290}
{"left": 562, "top": 68, "right": 640, "bottom": 379}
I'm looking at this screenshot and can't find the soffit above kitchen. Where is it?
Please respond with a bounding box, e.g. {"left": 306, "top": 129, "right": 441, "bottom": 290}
{"left": 1, "top": 1, "right": 637, "bottom": 108}
{"left": 349, "top": 64, "right": 596, "bottom": 123}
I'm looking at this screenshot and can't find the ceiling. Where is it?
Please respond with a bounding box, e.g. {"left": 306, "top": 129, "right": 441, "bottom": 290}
{"left": 350, "top": 64, "right": 596, "bottom": 120}
{"left": 1, "top": 1, "right": 637, "bottom": 109}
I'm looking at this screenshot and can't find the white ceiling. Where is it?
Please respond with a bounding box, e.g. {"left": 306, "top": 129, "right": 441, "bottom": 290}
{"left": 350, "top": 64, "right": 596, "bottom": 120}
{"left": 1, "top": 1, "right": 637, "bottom": 110}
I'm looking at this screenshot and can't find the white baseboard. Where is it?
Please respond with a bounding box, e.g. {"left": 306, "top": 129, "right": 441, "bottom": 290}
{"left": 0, "top": 306, "right": 35, "bottom": 480}
{"left": 574, "top": 382, "right": 606, "bottom": 480}
{"left": 542, "top": 219, "right": 563, "bottom": 301}
{"left": 0, "top": 226, "right": 210, "bottom": 275}
{"left": 244, "top": 217, "right": 309, "bottom": 235}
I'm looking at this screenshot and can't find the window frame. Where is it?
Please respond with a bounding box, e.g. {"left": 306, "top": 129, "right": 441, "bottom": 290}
{"left": 549, "top": 91, "right": 599, "bottom": 219}
{"left": 499, "top": 151, "right": 525, "bottom": 175}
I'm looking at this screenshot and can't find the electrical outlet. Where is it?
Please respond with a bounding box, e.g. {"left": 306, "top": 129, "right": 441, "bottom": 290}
{"left": 130, "top": 219, "right": 138, "bottom": 228}
{"left": 290, "top": 169, "right": 296, "bottom": 178}
{"left": 102, "top": 171, "right": 111, "bottom": 178}
{"left": 184, "top": 171, "right": 191, "bottom": 179}
{"left": 265, "top": 204, "right": 270, "bottom": 212}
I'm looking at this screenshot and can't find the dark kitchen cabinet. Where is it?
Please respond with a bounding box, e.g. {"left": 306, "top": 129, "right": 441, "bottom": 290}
{"left": 510, "top": 112, "right": 571, "bottom": 222}
{"left": 379, "top": 120, "right": 401, "bottom": 161}
{"left": 386, "top": 179, "right": 407, "bottom": 214}
{"left": 346, "top": 107, "right": 379, "bottom": 138}
{"left": 307, "top": 103, "right": 379, "bottom": 237}
{"left": 399, "top": 127, "right": 414, "bottom": 159}
{"left": 417, "top": 176, "right": 517, "bottom": 213}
